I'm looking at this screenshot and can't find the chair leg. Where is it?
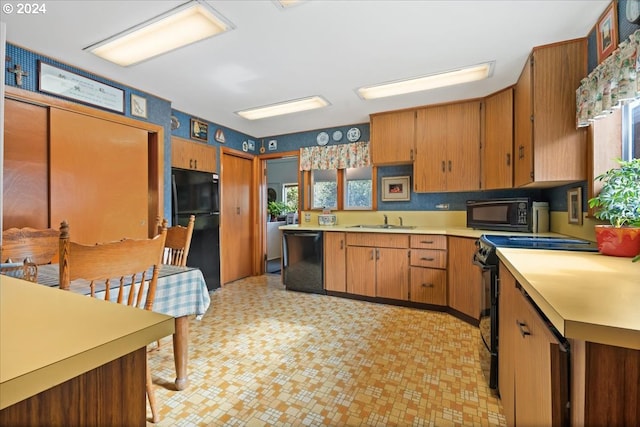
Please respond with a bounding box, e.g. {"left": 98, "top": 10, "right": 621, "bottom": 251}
{"left": 147, "top": 356, "right": 159, "bottom": 423}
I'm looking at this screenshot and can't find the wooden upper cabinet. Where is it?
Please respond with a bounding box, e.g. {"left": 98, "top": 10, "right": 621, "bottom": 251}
{"left": 414, "top": 101, "right": 481, "bottom": 192}
{"left": 483, "top": 87, "right": 514, "bottom": 190}
{"left": 171, "top": 137, "right": 217, "bottom": 172}
{"left": 514, "top": 38, "right": 587, "bottom": 187}
{"left": 369, "top": 110, "right": 415, "bottom": 165}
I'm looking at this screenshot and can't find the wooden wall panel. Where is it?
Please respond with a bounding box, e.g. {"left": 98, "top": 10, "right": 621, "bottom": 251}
{"left": 3, "top": 99, "right": 49, "bottom": 229}
{"left": 49, "top": 108, "right": 149, "bottom": 244}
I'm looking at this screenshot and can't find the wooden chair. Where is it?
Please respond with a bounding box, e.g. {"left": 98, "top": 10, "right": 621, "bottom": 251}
{"left": 1, "top": 227, "right": 59, "bottom": 282}
{"left": 157, "top": 215, "right": 195, "bottom": 267}
{"left": 58, "top": 220, "right": 167, "bottom": 423}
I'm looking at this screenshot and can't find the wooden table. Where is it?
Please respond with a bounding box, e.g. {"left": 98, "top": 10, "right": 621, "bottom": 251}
{"left": 34, "top": 263, "right": 211, "bottom": 390}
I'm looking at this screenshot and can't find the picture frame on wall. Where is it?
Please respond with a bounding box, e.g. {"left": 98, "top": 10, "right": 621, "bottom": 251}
{"left": 381, "top": 176, "right": 410, "bottom": 202}
{"left": 567, "top": 187, "right": 583, "bottom": 225}
{"left": 130, "top": 94, "right": 147, "bottom": 118}
{"left": 190, "top": 118, "right": 208, "bottom": 142}
{"left": 596, "top": 1, "right": 618, "bottom": 63}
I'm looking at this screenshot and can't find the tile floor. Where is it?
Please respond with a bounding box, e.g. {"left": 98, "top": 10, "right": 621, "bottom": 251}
{"left": 147, "top": 274, "right": 506, "bottom": 427}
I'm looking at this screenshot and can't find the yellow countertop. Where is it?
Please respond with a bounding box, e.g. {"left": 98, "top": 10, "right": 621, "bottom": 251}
{"left": 0, "top": 276, "right": 175, "bottom": 409}
{"left": 497, "top": 249, "right": 640, "bottom": 350}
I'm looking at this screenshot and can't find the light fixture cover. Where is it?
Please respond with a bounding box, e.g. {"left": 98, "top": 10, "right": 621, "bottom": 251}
{"left": 236, "top": 96, "right": 330, "bottom": 120}
{"left": 85, "top": 1, "right": 234, "bottom": 66}
{"left": 357, "top": 62, "right": 495, "bottom": 100}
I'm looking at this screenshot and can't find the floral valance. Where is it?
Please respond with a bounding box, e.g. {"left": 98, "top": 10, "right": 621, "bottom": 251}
{"left": 576, "top": 29, "right": 640, "bottom": 127}
{"left": 299, "top": 141, "right": 370, "bottom": 171}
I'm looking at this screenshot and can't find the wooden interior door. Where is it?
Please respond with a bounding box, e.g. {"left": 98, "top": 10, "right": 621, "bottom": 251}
{"left": 49, "top": 109, "right": 149, "bottom": 244}
{"left": 220, "top": 151, "right": 253, "bottom": 284}
{"left": 3, "top": 99, "right": 49, "bottom": 230}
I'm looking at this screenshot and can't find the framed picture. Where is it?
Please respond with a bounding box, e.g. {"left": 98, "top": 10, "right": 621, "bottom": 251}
{"left": 596, "top": 1, "right": 618, "bottom": 64}
{"left": 130, "top": 94, "right": 147, "bottom": 118}
{"left": 382, "top": 176, "right": 410, "bottom": 201}
{"left": 567, "top": 187, "right": 583, "bottom": 225}
{"left": 214, "top": 128, "right": 226, "bottom": 143}
{"left": 190, "top": 118, "right": 208, "bottom": 142}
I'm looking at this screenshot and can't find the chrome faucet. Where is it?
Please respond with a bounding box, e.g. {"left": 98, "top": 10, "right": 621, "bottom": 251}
{"left": 399, "top": 216, "right": 403, "bottom": 226}
{"left": 383, "top": 214, "right": 388, "bottom": 225}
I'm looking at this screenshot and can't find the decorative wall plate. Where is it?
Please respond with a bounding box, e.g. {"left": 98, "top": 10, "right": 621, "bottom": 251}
{"left": 332, "top": 130, "right": 343, "bottom": 141}
{"left": 170, "top": 115, "right": 180, "bottom": 130}
{"left": 347, "top": 127, "right": 361, "bottom": 142}
{"left": 316, "top": 131, "right": 329, "bottom": 146}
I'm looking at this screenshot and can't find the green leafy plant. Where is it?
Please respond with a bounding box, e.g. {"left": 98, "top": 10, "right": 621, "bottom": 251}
{"left": 588, "top": 158, "right": 640, "bottom": 228}
{"left": 267, "top": 201, "right": 288, "bottom": 218}
{"left": 588, "top": 158, "right": 640, "bottom": 262}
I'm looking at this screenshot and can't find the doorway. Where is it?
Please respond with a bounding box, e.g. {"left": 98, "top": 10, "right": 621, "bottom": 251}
{"left": 263, "top": 154, "right": 299, "bottom": 274}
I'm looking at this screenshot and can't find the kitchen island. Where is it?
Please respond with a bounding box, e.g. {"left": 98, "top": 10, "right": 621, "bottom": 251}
{"left": 0, "top": 276, "right": 175, "bottom": 426}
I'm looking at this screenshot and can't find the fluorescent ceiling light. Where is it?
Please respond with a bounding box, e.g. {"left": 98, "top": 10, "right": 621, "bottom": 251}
{"left": 236, "top": 96, "right": 329, "bottom": 120}
{"left": 357, "top": 62, "right": 495, "bottom": 100}
{"left": 85, "top": 1, "right": 234, "bottom": 66}
{"left": 272, "top": 0, "right": 305, "bottom": 9}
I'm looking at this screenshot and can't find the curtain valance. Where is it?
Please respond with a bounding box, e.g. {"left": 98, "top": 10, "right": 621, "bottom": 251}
{"left": 299, "top": 141, "right": 370, "bottom": 171}
{"left": 576, "top": 29, "right": 640, "bottom": 127}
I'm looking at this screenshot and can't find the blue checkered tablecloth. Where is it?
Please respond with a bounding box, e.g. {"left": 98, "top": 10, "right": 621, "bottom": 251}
{"left": 35, "top": 263, "right": 211, "bottom": 319}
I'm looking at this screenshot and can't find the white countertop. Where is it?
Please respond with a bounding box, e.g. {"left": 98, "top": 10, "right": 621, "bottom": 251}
{"left": 0, "top": 276, "right": 175, "bottom": 409}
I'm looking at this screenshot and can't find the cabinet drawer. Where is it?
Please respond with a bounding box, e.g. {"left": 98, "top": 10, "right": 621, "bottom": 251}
{"left": 346, "top": 232, "right": 409, "bottom": 248}
{"left": 410, "top": 249, "right": 446, "bottom": 268}
{"left": 410, "top": 235, "right": 447, "bottom": 250}
{"left": 410, "top": 267, "right": 446, "bottom": 305}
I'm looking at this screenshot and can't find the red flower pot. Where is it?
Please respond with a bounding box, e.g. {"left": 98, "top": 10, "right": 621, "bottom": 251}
{"left": 594, "top": 225, "right": 640, "bottom": 257}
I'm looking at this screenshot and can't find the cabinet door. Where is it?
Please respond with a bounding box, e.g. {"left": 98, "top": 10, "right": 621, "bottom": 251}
{"left": 171, "top": 137, "right": 217, "bottom": 172}
{"left": 375, "top": 248, "right": 409, "bottom": 300}
{"left": 446, "top": 101, "right": 481, "bottom": 191}
{"left": 410, "top": 267, "right": 446, "bottom": 305}
{"left": 370, "top": 110, "right": 415, "bottom": 165}
{"left": 514, "top": 57, "right": 533, "bottom": 187}
{"left": 414, "top": 106, "right": 448, "bottom": 192}
{"left": 346, "top": 246, "right": 376, "bottom": 297}
{"left": 324, "top": 232, "right": 346, "bottom": 292}
{"left": 447, "top": 237, "right": 481, "bottom": 320}
{"left": 484, "top": 88, "right": 514, "bottom": 190}
{"left": 498, "top": 262, "right": 517, "bottom": 427}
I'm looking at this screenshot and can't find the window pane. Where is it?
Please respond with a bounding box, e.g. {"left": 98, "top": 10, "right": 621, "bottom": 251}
{"left": 623, "top": 99, "right": 639, "bottom": 160}
{"left": 344, "top": 167, "right": 372, "bottom": 209}
{"left": 312, "top": 169, "right": 337, "bottom": 209}
{"left": 283, "top": 183, "right": 298, "bottom": 211}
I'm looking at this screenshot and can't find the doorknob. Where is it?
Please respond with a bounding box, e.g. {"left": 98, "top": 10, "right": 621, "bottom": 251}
{"left": 236, "top": 207, "right": 240, "bottom": 214}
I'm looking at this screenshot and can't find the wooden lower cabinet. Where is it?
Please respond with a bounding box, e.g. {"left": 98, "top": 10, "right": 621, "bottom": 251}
{"left": 345, "top": 233, "right": 409, "bottom": 299}
{"left": 324, "top": 232, "right": 346, "bottom": 292}
{"left": 499, "top": 262, "right": 569, "bottom": 427}
{"left": 447, "top": 237, "right": 481, "bottom": 320}
{"left": 409, "top": 267, "right": 446, "bottom": 305}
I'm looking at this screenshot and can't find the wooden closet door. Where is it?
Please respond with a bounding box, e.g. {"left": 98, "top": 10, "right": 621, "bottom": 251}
{"left": 49, "top": 109, "right": 149, "bottom": 244}
{"left": 220, "top": 152, "right": 253, "bottom": 284}
{"left": 3, "top": 99, "right": 49, "bottom": 230}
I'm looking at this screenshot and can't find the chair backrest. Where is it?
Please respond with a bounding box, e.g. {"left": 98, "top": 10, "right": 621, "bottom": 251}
{"left": 58, "top": 220, "right": 167, "bottom": 311}
{"left": 1, "top": 227, "right": 59, "bottom": 265}
{"left": 158, "top": 215, "right": 195, "bottom": 267}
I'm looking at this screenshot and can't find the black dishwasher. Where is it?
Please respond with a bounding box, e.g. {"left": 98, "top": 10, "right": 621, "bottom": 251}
{"left": 282, "top": 230, "right": 325, "bottom": 294}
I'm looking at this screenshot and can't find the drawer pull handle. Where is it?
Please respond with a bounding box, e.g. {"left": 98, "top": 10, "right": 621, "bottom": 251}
{"left": 420, "top": 257, "right": 435, "bottom": 261}
{"left": 516, "top": 320, "right": 531, "bottom": 338}
{"left": 420, "top": 240, "right": 434, "bottom": 244}
{"left": 421, "top": 283, "right": 434, "bottom": 288}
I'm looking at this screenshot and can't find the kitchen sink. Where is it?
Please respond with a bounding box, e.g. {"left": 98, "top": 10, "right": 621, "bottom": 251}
{"left": 347, "top": 224, "right": 416, "bottom": 230}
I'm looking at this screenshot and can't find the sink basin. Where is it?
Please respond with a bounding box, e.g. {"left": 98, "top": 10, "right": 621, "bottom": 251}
{"left": 348, "top": 224, "right": 416, "bottom": 230}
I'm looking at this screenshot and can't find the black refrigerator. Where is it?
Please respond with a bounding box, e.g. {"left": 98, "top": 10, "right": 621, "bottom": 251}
{"left": 171, "top": 168, "right": 220, "bottom": 290}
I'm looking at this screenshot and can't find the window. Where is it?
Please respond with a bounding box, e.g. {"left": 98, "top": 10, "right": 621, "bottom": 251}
{"left": 344, "top": 167, "right": 372, "bottom": 209}
{"left": 282, "top": 183, "right": 299, "bottom": 211}
{"left": 311, "top": 169, "right": 337, "bottom": 210}
{"left": 622, "top": 99, "right": 640, "bottom": 160}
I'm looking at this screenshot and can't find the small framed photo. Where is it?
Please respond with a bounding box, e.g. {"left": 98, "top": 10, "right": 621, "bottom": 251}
{"left": 567, "top": 187, "right": 583, "bottom": 225}
{"left": 382, "top": 176, "right": 410, "bottom": 202}
{"left": 130, "top": 94, "right": 147, "bottom": 118}
{"left": 214, "top": 128, "right": 226, "bottom": 143}
{"left": 596, "top": 1, "right": 618, "bottom": 64}
{"left": 191, "top": 118, "right": 208, "bottom": 142}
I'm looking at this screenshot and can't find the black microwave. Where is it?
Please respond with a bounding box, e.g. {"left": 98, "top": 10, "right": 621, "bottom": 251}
{"left": 466, "top": 198, "right": 549, "bottom": 233}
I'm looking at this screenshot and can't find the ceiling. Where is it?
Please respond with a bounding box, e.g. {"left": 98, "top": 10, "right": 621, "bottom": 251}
{"left": 1, "top": 0, "right": 608, "bottom": 138}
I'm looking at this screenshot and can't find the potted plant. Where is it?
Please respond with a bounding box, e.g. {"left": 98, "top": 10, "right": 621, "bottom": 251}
{"left": 588, "top": 158, "right": 640, "bottom": 261}
{"left": 267, "top": 201, "right": 288, "bottom": 222}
